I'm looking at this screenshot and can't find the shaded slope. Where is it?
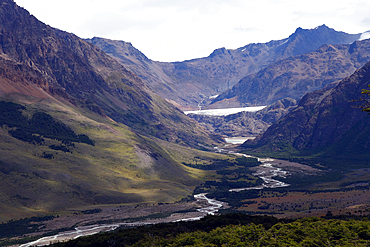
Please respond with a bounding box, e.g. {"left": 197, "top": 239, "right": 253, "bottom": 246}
{"left": 243, "top": 60, "right": 370, "bottom": 165}
{"left": 212, "top": 39, "right": 370, "bottom": 107}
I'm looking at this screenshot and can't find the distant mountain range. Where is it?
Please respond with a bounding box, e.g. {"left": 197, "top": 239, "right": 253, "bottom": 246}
{"left": 87, "top": 25, "right": 362, "bottom": 110}
{"left": 211, "top": 39, "right": 370, "bottom": 107}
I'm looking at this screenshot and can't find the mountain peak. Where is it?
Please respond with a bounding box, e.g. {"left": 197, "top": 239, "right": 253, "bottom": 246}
{"left": 281, "top": 24, "right": 362, "bottom": 57}
{"left": 209, "top": 47, "right": 229, "bottom": 58}
{"left": 292, "top": 24, "right": 332, "bottom": 36}
{"left": 294, "top": 27, "right": 304, "bottom": 33}
{"left": 316, "top": 24, "right": 329, "bottom": 29}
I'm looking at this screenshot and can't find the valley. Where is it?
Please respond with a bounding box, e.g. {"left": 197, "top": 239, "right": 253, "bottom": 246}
{"left": 1, "top": 0, "right": 370, "bottom": 246}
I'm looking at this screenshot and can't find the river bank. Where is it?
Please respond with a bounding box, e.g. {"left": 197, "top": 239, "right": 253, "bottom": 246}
{"left": 19, "top": 193, "right": 228, "bottom": 247}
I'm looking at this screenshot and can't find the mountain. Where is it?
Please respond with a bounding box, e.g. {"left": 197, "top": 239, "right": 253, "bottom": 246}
{"left": 242, "top": 60, "right": 370, "bottom": 166}
{"left": 87, "top": 25, "right": 361, "bottom": 109}
{"left": 84, "top": 37, "right": 188, "bottom": 108}
{"left": 211, "top": 39, "right": 370, "bottom": 108}
{"left": 0, "top": 0, "right": 222, "bottom": 221}
{"left": 0, "top": 1, "right": 220, "bottom": 146}
{"left": 1, "top": 0, "right": 217, "bottom": 148}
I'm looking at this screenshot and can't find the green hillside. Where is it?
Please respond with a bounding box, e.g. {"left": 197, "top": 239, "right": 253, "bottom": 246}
{"left": 0, "top": 97, "right": 223, "bottom": 222}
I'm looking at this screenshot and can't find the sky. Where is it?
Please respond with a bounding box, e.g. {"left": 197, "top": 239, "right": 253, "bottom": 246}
{"left": 14, "top": 0, "right": 370, "bottom": 62}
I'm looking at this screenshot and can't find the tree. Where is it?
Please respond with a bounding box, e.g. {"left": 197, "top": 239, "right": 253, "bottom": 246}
{"left": 360, "top": 84, "right": 370, "bottom": 113}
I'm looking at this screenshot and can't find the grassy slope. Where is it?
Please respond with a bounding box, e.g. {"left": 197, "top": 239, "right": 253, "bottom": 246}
{"left": 0, "top": 95, "right": 226, "bottom": 222}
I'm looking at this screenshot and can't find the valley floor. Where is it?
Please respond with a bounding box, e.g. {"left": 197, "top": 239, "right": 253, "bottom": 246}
{"left": 3, "top": 193, "right": 227, "bottom": 246}
{"left": 4, "top": 143, "right": 370, "bottom": 246}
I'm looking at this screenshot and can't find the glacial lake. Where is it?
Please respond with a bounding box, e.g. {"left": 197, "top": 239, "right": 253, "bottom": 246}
{"left": 224, "top": 137, "right": 255, "bottom": 144}
{"left": 184, "top": 106, "right": 266, "bottom": 116}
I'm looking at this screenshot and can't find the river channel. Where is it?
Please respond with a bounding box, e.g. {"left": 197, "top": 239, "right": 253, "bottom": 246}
{"left": 230, "top": 158, "right": 290, "bottom": 192}
{"left": 20, "top": 155, "right": 290, "bottom": 247}
{"left": 19, "top": 193, "right": 228, "bottom": 247}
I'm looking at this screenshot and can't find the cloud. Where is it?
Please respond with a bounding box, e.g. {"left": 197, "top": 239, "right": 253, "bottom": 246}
{"left": 14, "top": 0, "right": 370, "bottom": 62}
{"left": 361, "top": 18, "right": 370, "bottom": 29}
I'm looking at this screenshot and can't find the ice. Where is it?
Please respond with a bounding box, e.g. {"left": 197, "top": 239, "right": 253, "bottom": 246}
{"left": 358, "top": 31, "right": 370, "bottom": 41}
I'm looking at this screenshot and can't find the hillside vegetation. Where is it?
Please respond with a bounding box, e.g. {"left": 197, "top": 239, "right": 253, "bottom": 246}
{"left": 0, "top": 96, "right": 225, "bottom": 222}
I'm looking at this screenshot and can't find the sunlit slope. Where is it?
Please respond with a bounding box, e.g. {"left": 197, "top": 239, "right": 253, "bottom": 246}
{"left": 0, "top": 96, "right": 222, "bottom": 222}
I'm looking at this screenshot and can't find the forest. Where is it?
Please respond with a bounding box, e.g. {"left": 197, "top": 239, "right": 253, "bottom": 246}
{"left": 0, "top": 101, "right": 95, "bottom": 147}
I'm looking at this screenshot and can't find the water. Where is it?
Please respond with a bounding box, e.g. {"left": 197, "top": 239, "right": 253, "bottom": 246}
{"left": 184, "top": 106, "right": 266, "bottom": 116}
{"left": 229, "top": 158, "right": 290, "bottom": 192}
{"left": 20, "top": 193, "right": 226, "bottom": 247}
{"left": 194, "top": 193, "right": 225, "bottom": 215}
{"left": 20, "top": 152, "right": 289, "bottom": 246}
{"left": 224, "top": 137, "right": 255, "bottom": 144}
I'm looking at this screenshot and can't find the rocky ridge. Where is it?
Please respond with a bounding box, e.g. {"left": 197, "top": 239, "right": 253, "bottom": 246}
{"left": 212, "top": 39, "right": 370, "bottom": 107}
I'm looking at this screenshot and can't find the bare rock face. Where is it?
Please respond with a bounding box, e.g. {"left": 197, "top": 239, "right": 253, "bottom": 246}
{"left": 212, "top": 39, "right": 370, "bottom": 107}
{"left": 243, "top": 61, "right": 370, "bottom": 158}
{"left": 188, "top": 98, "right": 297, "bottom": 137}
{"left": 87, "top": 25, "right": 360, "bottom": 109}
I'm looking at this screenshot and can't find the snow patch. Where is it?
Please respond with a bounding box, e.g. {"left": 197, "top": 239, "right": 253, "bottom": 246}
{"left": 209, "top": 94, "right": 219, "bottom": 99}
{"left": 282, "top": 38, "right": 289, "bottom": 44}
{"left": 358, "top": 31, "right": 370, "bottom": 41}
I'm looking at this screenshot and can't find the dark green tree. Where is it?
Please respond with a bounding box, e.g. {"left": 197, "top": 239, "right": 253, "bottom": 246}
{"left": 360, "top": 84, "right": 370, "bottom": 113}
